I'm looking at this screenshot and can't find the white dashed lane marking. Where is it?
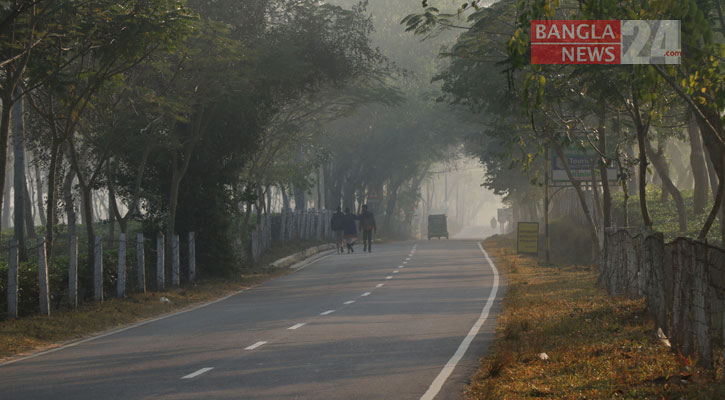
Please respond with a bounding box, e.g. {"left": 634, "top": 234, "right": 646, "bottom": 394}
{"left": 393, "top": 270, "right": 399, "bottom": 274}
{"left": 361, "top": 292, "right": 371, "bottom": 297}
{"left": 245, "top": 341, "right": 267, "bottom": 351}
{"left": 181, "top": 367, "right": 213, "bottom": 379}
{"left": 288, "top": 323, "right": 306, "bottom": 330}
{"left": 376, "top": 283, "right": 384, "bottom": 288}
{"left": 386, "top": 276, "right": 393, "bottom": 280}
{"left": 320, "top": 310, "right": 336, "bottom": 316}
{"left": 344, "top": 300, "right": 355, "bottom": 305}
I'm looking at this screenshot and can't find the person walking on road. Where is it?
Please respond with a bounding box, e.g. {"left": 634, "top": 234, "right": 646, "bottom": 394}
{"left": 331, "top": 206, "right": 345, "bottom": 254}
{"left": 359, "top": 204, "right": 376, "bottom": 253}
{"left": 342, "top": 207, "right": 358, "bottom": 253}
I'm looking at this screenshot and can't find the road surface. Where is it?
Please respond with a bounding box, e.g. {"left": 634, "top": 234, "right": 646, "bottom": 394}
{"left": 0, "top": 239, "right": 504, "bottom": 400}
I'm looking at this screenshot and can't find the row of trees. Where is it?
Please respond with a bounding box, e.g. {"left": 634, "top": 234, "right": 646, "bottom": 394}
{"left": 1, "top": 0, "right": 480, "bottom": 296}
{"left": 404, "top": 0, "right": 725, "bottom": 257}
{"left": 0, "top": 0, "right": 402, "bottom": 280}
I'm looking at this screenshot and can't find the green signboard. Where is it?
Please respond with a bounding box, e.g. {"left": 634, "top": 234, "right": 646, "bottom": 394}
{"left": 551, "top": 145, "right": 618, "bottom": 183}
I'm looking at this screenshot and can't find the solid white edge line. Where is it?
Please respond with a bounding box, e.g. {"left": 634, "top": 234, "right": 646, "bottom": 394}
{"left": 288, "top": 323, "right": 307, "bottom": 330}
{"left": 320, "top": 310, "right": 336, "bottom": 316}
{"left": 1, "top": 247, "right": 336, "bottom": 367}
{"left": 245, "top": 341, "right": 267, "bottom": 350}
{"left": 181, "top": 367, "right": 214, "bottom": 379}
{"left": 419, "top": 242, "right": 500, "bottom": 400}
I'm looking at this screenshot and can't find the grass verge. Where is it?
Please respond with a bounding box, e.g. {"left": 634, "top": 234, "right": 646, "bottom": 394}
{"left": 0, "top": 240, "right": 328, "bottom": 362}
{"left": 466, "top": 235, "right": 725, "bottom": 399}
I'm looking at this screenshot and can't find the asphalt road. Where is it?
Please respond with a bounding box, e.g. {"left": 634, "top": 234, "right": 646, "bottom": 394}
{"left": 0, "top": 238, "right": 504, "bottom": 400}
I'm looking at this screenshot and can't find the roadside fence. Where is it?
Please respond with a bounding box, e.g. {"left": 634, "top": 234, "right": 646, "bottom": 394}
{"left": 600, "top": 228, "right": 724, "bottom": 369}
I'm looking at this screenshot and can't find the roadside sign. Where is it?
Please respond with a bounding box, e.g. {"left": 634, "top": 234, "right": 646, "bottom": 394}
{"left": 551, "top": 145, "right": 618, "bottom": 183}
{"left": 517, "top": 222, "right": 540, "bottom": 254}
{"left": 367, "top": 191, "right": 379, "bottom": 201}
{"left": 497, "top": 208, "right": 513, "bottom": 222}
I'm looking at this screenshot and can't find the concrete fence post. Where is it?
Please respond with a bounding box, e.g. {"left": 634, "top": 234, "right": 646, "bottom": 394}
{"left": 8, "top": 240, "right": 18, "bottom": 318}
{"left": 137, "top": 233, "right": 145, "bottom": 293}
{"left": 117, "top": 233, "right": 126, "bottom": 298}
{"left": 188, "top": 232, "right": 196, "bottom": 282}
{"left": 172, "top": 234, "right": 180, "bottom": 287}
{"left": 94, "top": 235, "right": 103, "bottom": 302}
{"left": 693, "top": 241, "right": 712, "bottom": 367}
{"left": 38, "top": 237, "right": 50, "bottom": 314}
{"left": 156, "top": 233, "right": 165, "bottom": 291}
{"left": 69, "top": 234, "right": 78, "bottom": 307}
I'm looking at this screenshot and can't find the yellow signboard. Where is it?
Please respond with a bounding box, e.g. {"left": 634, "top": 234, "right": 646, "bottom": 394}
{"left": 517, "top": 222, "right": 540, "bottom": 254}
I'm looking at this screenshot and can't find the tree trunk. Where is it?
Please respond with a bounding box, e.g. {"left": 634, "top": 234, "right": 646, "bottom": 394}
{"left": 63, "top": 168, "right": 77, "bottom": 240}
{"left": 107, "top": 191, "right": 115, "bottom": 247}
{"left": 2, "top": 153, "right": 11, "bottom": 229}
{"left": 554, "top": 143, "right": 601, "bottom": 261}
{"left": 293, "top": 184, "right": 306, "bottom": 212}
{"left": 646, "top": 141, "right": 688, "bottom": 232}
{"left": 24, "top": 178, "right": 35, "bottom": 239}
{"left": 45, "top": 136, "right": 61, "bottom": 255}
{"left": 688, "top": 113, "right": 709, "bottom": 214}
{"left": 0, "top": 93, "right": 12, "bottom": 240}
{"left": 166, "top": 170, "right": 182, "bottom": 274}
{"left": 34, "top": 160, "right": 45, "bottom": 226}
{"left": 635, "top": 125, "right": 653, "bottom": 227}
{"left": 280, "top": 183, "right": 290, "bottom": 211}
{"left": 12, "top": 91, "right": 26, "bottom": 260}
{"left": 655, "top": 141, "right": 670, "bottom": 203}
{"left": 81, "top": 185, "right": 95, "bottom": 268}
{"left": 384, "top": 180, "right": 402, "bottom": 233}
{"left": 705, "top": 146, "right": 720, "bottom": 197}
{"left": 597, "top": 98, "right": 612, "bottom": 228}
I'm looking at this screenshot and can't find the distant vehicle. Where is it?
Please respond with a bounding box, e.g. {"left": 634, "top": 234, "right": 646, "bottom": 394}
{"left": 427, "top": 214, "right": 449, "bottom": 240}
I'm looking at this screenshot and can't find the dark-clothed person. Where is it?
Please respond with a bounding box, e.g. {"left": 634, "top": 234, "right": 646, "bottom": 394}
{"left": 359, "top": 204, "right": 376, "bottom": 252}
{"left": 342, "top": 207, "right": 358, "bottom": 253}
{"left": 330, "top": 207, "right": 345, "bottom": 254}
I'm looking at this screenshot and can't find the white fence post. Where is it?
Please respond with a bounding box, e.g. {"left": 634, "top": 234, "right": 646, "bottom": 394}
{"left": 156, "top": 233, "right": 165, "bottom": 291}
{"left": 188, "top": 232, "right": 196, "bottom": 282}
{"left": 117, "top": 233, "right": 126, "bottom": 298}
{"left": 172, "top": 234, "right": 180, "bottom": 287}
{"left": 69, "top": 234, "right": 78, "bottom": 307}
{"left": 137, "top": 233, "right": 145, "bottom": 293}
{"left": 8, "top": 240, "right": 18, "bottom": 318}
{"left": 38, "top": 237, "right": 50, "bottom": 315}
{"left": 94, "top": 235, "right": 103, "bottom": 302}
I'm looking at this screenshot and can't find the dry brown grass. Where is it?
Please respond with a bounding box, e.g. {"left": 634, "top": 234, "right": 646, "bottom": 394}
{"left": 466, "top": 235, "right": 725, "bottom": 400}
